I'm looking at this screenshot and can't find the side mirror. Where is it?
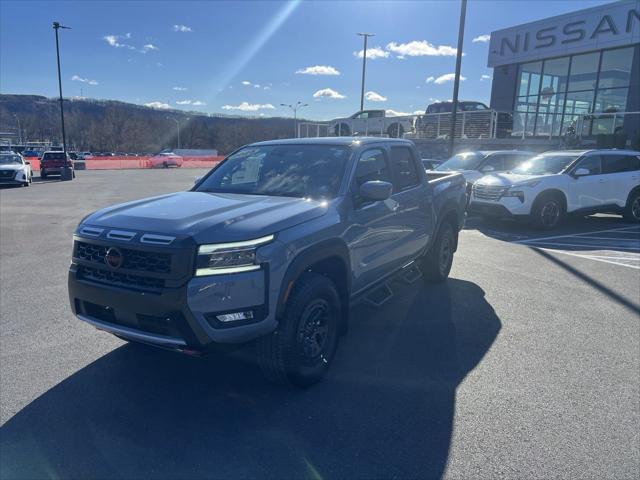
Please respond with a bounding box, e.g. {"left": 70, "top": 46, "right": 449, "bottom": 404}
{"left": 25, "top": 161, "right": 30, "bottom": 165}
{"left": 194, "top": 176, "right": 202, "bottom": 185}
{"left": 481, "top": 165, "right": 495, "bottom": 173}
{"left": 574, "top": 168, "right": 590, "bottom": 177}
{"left": 358, "top": 181, "right": 393, "bottom": 203}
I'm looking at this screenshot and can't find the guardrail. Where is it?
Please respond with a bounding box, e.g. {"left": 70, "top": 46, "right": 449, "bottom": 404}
{"left": 298, "top": 110, "right": 640, "bottom": 142}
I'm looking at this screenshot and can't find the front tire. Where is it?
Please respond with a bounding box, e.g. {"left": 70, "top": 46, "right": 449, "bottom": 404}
{"left": 623, "top": 190, "right": 640, "bottom": 223}
{"left": 422, "top": 221, "right": 456, "bottom": 283}
{"left": 257, "top": 273, "right": 341, "bottom": 387}
{"left": 531, "top": 193, "right": 565, "bottom": 230}
{"left": 40, "top": 170, "right": 47, "bottom": 179}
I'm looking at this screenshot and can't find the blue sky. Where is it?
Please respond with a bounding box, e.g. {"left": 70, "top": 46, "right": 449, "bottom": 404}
{"left": 0, "top": 0, "right": 612, "bottom": 120}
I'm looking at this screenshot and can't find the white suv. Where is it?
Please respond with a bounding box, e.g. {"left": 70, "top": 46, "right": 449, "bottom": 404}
{"left": 469, "top": 149, "right": 640, "bottom": 229}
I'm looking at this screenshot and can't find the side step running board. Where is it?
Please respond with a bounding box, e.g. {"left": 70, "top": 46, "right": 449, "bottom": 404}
{"left": 399, "top": 264, "right": 422, "bottom": 284}
{"left": 364, "top": 284, "right": 393, "bottom": 307}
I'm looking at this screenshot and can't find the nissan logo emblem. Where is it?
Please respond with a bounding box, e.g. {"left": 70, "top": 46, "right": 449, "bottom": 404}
{"left": 104, "top": 247, "right": 124, "bottom": 269}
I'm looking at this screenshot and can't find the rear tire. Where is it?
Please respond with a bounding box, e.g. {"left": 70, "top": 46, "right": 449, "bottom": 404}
{"left": 531, "top": 193, "right": 565, "bottom": 230}
{"left": 334, "top": 124, "right": 351, "bottom": 137}
{"left": 422, "top": 221, "right": 456, "bottom": 283}
{"left": 623, "top": 190, "right": 640, "bottom": 223}
{"left": 256, "top": 272, "right": 341, "bottom": 387}
{"left": 40, "top": 171, "right": 47, "bottom": 179}
{"left": 387, "top": 124, "right": 404, "bottom": 138}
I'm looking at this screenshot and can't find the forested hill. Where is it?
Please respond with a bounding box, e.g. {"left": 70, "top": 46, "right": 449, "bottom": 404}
{"left": 0, "top": 94, "right": 301, "bottom": 154}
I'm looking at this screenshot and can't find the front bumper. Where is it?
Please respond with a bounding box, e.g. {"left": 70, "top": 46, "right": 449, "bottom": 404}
{"left": 68, "top": 264, "right": 278, "bottom": 353}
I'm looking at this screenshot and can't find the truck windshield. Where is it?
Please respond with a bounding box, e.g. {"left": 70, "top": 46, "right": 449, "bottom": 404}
{"left": 436, "top": 152, "right": 484, "bottom": 171}
{"left": 512, "top": 154, "right": 580, "bottom": 175}
{"left": 196, "top": 144, "right": 350, "bottom": 198}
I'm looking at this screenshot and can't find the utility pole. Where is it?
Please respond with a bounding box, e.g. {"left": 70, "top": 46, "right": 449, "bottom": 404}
{"left": 357, "top": 33, "right": 374, "bottom": 112}
{"left": 448, "top": 0, "right": 467, "bottom": 157}
{"left": 13, "top": 114, "right": 21, "bottom": 144}
{"left": 53, "top": 21, "right": 73, "bottom": 180}
{"left": 280, "top": 102, "right": 308, "bottom": 137}
{"left": 166, "top": 117, "right": 189, "bottom": 149}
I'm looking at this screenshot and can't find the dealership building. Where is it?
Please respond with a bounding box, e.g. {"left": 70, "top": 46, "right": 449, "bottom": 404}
{"left": 488, "top": 0, "right": 639, "bottom": 140}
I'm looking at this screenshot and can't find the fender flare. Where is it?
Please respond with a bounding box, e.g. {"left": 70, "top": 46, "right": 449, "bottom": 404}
{"left": 275, "top": 239, "right": 351, "bottom": 320}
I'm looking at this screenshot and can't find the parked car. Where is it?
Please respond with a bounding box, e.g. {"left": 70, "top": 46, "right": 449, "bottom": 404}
{"left": 68, "top": 138, "right": 466, "bottom": 386}
{"left": 469, "top": 149, "right": 640, "bottom": 229}
{"left": 0, "top": 152, "right": 32, "bottom": 186}
{"left": 40, "top": 151, "right": 74, "bottom": 179}
{"left": 416, "top": 101, "right": 513, "bottom": 139}
{"left": 328, "top": 110, "right": 413, "bottom": 138}
{"left": 148, "top": 152, "right": 183, "bottom": 168}
{"left": 422, "top": 158, "right": 443, "bottom": 170}
{"left": 435, "top": 150, "right": 535, "bottom": 198}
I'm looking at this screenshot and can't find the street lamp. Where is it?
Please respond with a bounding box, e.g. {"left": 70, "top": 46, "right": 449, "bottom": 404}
{"left": 280, "top": 102, "right": 308, "bottom": 137}
{"left": 448, "top": 0, "right": 467, "bottom": 157}
{"left": 357, "top": 33, "right": 374, "bottom": 112}
{"left": 53, "top": 21, "right": 73, "bottom": 180}
{"left": 166, "top": 116, "right": 189, "bottom": 149}
{"left": 12, "top": 114, "right": 21, "bottom": 145}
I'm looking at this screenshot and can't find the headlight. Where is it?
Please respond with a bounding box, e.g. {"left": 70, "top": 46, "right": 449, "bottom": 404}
{"left": 195, "top": 234, "right": 274, "bottom": 276}
{"left": 502, "top": 189, "right": 524, "bottom": 202}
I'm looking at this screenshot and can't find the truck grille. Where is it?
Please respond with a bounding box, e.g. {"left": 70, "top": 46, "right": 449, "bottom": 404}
{"left": 473, "top": 184, "right": 507, "bottom": 201}
{"left": 76, "top": 241, "right": 171, "bottom": 273}
{"left": 78, "top": 265, "right": 165, "bottom": 291}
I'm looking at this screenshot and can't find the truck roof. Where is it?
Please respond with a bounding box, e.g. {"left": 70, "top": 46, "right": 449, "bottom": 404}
{"left": 250, "top": 137, "right": 414, "bottom": 147}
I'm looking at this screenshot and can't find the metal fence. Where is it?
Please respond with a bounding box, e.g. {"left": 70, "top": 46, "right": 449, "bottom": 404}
{"left": 298, "top": 110, "right": 640, "bottom": 142}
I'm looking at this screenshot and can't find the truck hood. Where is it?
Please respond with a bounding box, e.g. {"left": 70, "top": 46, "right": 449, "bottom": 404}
{"left": 435, "top": 169, "right": 483, "bottom": 183}
{"left": 476, "top": 172, "right": 552, "bottom": 187}
{"left": 82, "top": 191, "right": 330, "bottom": 242}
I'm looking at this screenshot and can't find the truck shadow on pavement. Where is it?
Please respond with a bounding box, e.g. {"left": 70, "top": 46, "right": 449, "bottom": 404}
{"left": 0, "top": 279, "right": 501, "bottom": 479}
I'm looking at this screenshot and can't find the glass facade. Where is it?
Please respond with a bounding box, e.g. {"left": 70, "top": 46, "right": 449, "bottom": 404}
{"left": 513, "top": 46, "right": 635, "bottom": 137}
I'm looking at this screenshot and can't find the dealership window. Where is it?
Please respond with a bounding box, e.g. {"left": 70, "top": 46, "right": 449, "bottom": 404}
{"left": 513, "top": 46, "right": 635, "bottom": 137}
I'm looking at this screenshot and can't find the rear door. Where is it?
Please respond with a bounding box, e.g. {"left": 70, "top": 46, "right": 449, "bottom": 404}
{"left": 600, "top": 154, "right": 640, "bottom": 207}
{"left": 568, "top": 155, "right": 608, "bottom": 210}
{"left": 387, "top": 145, "right": 432, "bottom": 265}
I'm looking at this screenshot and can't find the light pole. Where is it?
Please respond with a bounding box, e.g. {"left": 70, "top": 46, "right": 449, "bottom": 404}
{"left": 166, "top": 116, "right": 189, "bottom": 149}
{"left": 448, "top": 0, "right": 467, "bottom": 157}
{"left": 13, "top": 114, "right": 21, "bottom": 144}
{"left": 357, "top": 33, "right": 374, "bottom": 112}
{"left": 280, "top": 102, "right": 308, "bottom": 137}
{"left": 53, "top": 21, "right": 73, "bottom": 180}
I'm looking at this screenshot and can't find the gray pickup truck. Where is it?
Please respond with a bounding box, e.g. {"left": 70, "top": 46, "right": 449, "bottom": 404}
{"left": 68, "top": 138, "right": 466, "bottom": 386}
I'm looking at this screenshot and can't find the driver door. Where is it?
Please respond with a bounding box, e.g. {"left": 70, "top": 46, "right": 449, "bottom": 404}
{"left": 568, "top": 155, "right": 608, "bottom": 210}
{"left": 345, "top": 148, "right": 403, "bottom": 294}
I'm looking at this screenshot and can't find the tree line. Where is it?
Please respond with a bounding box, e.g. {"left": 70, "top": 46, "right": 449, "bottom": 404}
{"left": 0, "top": 94, "right": 299, "bottom": 154}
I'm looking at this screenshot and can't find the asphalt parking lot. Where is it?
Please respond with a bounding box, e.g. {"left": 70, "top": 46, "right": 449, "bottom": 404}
{"left": 1, "top": 170, "right": 639, "bottom": 479}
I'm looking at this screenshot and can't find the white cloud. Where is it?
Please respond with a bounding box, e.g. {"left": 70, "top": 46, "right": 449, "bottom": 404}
{"left": 472, "top": 34, "right": 491, "bottom": 43}
{"left": 263, "top": 85, "right": 271, "bottom": 90}
{"left": 241, "top": 80, "right": 251, "bottom": 85}
{"left": 296, "top": 65, "right": 340, "bottom": 75}
{"left": 386, "top": 40, "right": 458, "bottom": 58}
{"left": 144, "top": 101, "right": 170, "bottom": 109}
{"left": 176, "top": 99, "right": 206, "bottom": 106}
{"left": 386, "top": 109, "right": 413, "bottom": 117}
{"left": 221, "top": 102, "right": 275, "bottom": 112}
{"left": 103, "top": 34, "right": 135, "bottom": 50}
{"left": 480, "top": 74, "right": 492, "bottom": 81}
{"left": 254, "top": 84, "right": 261, "bottom": 88}
{"left": 172, "top": 86, "right": 187, "bottom": 91}
{"left": 71, "top": 75, "right": 98, "bottom": 86}
{"left": 365, "top": 91, "right": 387, "bottom": 102}
{"left": 312, "top": 88, "right": 346, "bottom": 99}
{"left": 192, "top": 100, "right": 206, "bottom": 106}
{"left": 173, "top": 24, "right": 192, "bottom": 32}
{"left": 353, "top": 47, "right": 389, "bottom": 59}
{"left": 176, "top": 100, "right": 191, "bottom": 105}
{"left": 142, "top": 43, "right": 158, "bottom": 52}
{"left": 429, "top": 73, "right": 467, "bottom": 85}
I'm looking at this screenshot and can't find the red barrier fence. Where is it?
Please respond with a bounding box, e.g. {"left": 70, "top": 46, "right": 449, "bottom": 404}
{"left": 23, "top": 156, "right": 224, "bottom": 171}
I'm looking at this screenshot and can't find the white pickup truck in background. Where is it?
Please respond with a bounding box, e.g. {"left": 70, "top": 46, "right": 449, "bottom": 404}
{"left": 328, "top": 110, "right": 413, "bottom": 138}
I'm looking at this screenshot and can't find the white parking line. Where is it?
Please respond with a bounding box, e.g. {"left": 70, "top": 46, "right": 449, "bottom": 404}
{"left": 515, "top": 226, "right": 640, "bottom": 269}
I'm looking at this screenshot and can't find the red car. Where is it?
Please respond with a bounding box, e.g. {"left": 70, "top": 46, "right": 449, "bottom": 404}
{"left": 40, "top": 151, "right": 75, "bottom": 179}
{"left": 148, "top": 152, "right": 183, "bottom": 168}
